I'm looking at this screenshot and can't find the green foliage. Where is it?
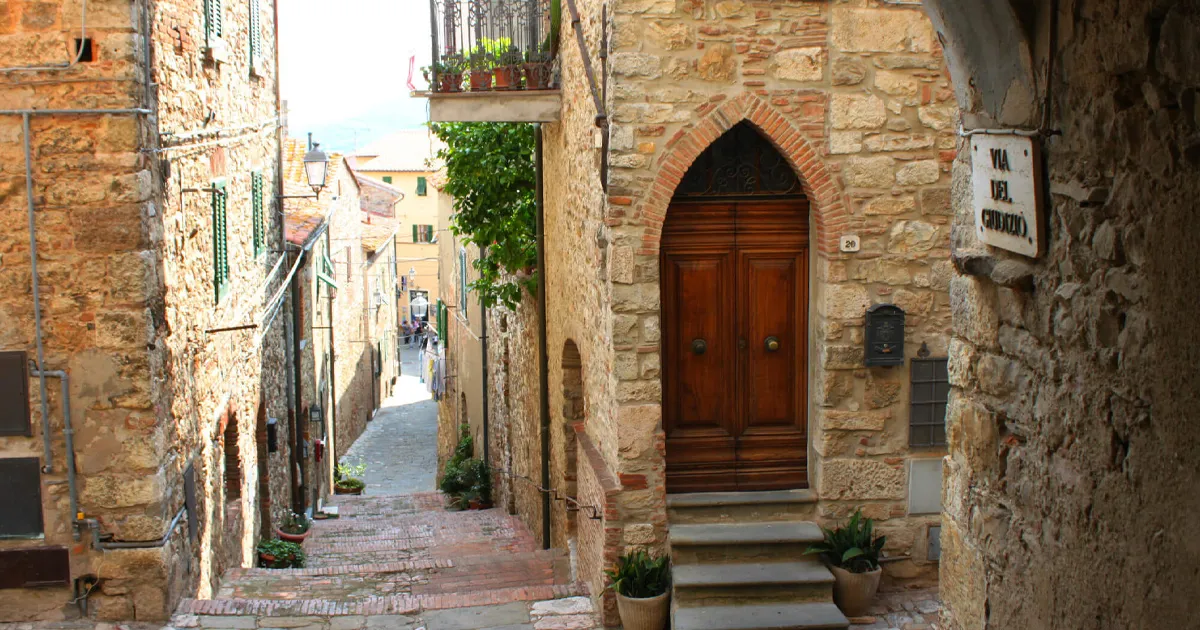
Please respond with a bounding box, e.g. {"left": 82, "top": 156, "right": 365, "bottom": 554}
{"left": 604, "top": 550, "right": 670, "bottom": 598}
{"left": 804, "top": 509, "right": 887, "bottom": 574}
{"left": 336, "top": 477, "right": 365, "bottom": 491}
{"left": 279, "top": 512, "right": 310, "bottom": 535}
{"left": 256, "top": 539, "right": 305, "bottom": 569}
{"left": 336, "top": 459, "right": 366, "bottom": 484}
{"left": 440, "top": 426, "right": 492, "bottom": 507}
{"left": 468, "top": 458, "right": 492, "bottom": 504}
{"left": 429, "top": 122, "right": 536, "bottom": 310}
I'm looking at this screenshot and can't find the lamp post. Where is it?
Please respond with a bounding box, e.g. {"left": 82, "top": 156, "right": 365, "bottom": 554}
{"left": 278, "top": 139, "right": 331, "bottom": 200}
{"left": 410, "top": 294, "right": 429, "bottom": 323}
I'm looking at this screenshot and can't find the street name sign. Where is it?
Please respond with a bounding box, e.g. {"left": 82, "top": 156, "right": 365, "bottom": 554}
{"left": 971, "top": 134, "right": 1043, "bottom": 258}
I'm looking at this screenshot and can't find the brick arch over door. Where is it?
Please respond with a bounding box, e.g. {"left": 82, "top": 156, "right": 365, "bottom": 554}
{"left": 632, "top": 93, "right": 849, "bottom": 256}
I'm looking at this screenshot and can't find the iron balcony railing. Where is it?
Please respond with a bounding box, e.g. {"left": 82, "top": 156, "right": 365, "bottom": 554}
{"left": 427, "top": 0, "right": 557, "bottom": 93}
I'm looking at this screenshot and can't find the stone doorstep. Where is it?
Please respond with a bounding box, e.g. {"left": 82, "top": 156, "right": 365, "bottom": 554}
{"left": 666, "top": 489, "right": 817, "bottom": 509}
{"left": 668, "top": 522, "right": 824, "bottom": 546}
{"left": 672, "top": 561, "right": 834, "bottom": 589}
{"left": 673, "top": 602, "right": 848, "bottom": 630}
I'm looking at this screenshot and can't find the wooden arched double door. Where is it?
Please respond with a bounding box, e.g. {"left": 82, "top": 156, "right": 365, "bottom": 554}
{"left": 660, "top": 122, "right": 810, "bottom": 494}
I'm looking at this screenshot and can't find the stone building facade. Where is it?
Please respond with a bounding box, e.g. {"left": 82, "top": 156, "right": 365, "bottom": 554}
{"left": 435, "top": 0, "right": 958, "bottom": 624}
{"left": 0, "top": 0, "right": 293, "bottom": 621}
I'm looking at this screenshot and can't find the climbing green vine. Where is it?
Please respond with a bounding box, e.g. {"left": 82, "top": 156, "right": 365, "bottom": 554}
{"left": 429, "top": 122, "right": 536, "bottom": 310}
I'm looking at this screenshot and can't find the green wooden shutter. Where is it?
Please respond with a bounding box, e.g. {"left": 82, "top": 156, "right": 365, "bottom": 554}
{"left": 412, "top": 224, "right": 418, "bottom": 243}
{"left": 212, "top": 181, "right": 229, "bottom": 302}
{"left": 382, "top": 176, "right": 392, "bottom": 183}
{"left": 251, "top": 171, "right": 264, "bottom": 257}
{"left": 205, "top": 0, "right": 223, "bottom": 41}
{"left": 459, "top": 249, "right": 468, "bottom": 317}
{"left": 425, "top": 225, "right": 434, "bottom": 242}
{"left": 416, "top": 176, "right": 427, "bottom": 196}
{"left": 248, "top": 0, "right": 261, "bottom": 67}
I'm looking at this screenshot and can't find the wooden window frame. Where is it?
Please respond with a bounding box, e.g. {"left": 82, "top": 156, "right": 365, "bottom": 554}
{"left": 416, "top": 176, "right": 428, "bottom": 196}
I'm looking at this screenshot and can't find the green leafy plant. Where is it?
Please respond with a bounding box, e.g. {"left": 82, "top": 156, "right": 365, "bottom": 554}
{"left": 499, "top": 45, "right": 524, "bottom": 66}
{"left": 256, "top": 539, "right": 305, "bottom": 569}
{"left": 468, "top": 458, "right": 492, "bottom": 504}
{"left": 468, "top": 50, "right": 495, "bottom": 71}
{"left": 439, "top": 426, "right": 492, "bottom": 507}
{"left": 804, "top": 509, "right": 887, "bottom": 574}
{"left": 279, "top": 512, "right": 311, "bottom": 535}
{"left": 428, "top": 122, "right": 536, "bottom": 309}
{"left": 335, "top": 458, "right": 366, "bottom": 491}
{"left": 604, "top": 550, "right": 670, "bottom": 598}
{"left": 437, "top": 53, "right": 467, "bottom": 74}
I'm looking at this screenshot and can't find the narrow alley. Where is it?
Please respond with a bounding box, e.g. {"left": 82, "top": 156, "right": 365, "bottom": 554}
{"left": 165, "top": 348, "right": 600, "bottom": 630}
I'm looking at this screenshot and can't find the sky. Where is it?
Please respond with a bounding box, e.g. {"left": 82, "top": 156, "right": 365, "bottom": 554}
{"left": 279, "top": 0, "right": 433, "bottom": 153}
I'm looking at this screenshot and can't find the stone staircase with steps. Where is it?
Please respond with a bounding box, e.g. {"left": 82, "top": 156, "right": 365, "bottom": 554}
{"left": 668, "top": 490, "right": 849, "bottom": 630}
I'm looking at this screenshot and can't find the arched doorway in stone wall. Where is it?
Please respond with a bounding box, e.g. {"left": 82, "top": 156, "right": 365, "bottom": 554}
{"left": 660, "top": 121, "right": 810, "bottom": 494}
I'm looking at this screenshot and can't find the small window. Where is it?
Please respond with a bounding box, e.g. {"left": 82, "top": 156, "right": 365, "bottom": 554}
{"left": 382, "top": 175, "right": 392, "bottom": 184}
{"left": 416, "top": 176, "right": 428, "bottom": 196}
{"left": 73, "top": 38, "right": 95, "bottom": 63}
{"left": 413, "top": 224, "right": 434, "bottom": 243}
{"left": 251, "top": 171, "right": 265, "bottom": 257}
{"left": 909, "top": 357, "right": 949, "bottom": 447}
{"left": 212, "top": 181, "right": 229, "bottom": 302}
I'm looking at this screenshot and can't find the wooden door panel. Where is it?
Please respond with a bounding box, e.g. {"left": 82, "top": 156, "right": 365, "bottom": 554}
{"left": 741, "top": 254, "right": 798, "bottom": 428}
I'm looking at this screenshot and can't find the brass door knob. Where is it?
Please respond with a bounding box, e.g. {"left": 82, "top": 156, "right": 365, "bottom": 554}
{"left": 764, "top": 336, "right": 781, "bottom": 352}
{"left": 691, "top": 338, "right": 707, "bottom": 355}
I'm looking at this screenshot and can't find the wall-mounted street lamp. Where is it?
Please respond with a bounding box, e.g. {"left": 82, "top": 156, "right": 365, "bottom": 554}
{"left": 278, "top": 139, "right": 331, "bottom": 200}
{"left": 410, "top": 294, "right": 429, "bottom": 320}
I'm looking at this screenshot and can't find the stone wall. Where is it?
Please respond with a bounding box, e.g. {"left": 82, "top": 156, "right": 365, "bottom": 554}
{"left": 930, "top": 1, "right": 1200, "bottom": 628}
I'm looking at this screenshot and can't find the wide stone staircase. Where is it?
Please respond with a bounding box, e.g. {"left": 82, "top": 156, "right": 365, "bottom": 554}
{"left": 667, "top": 490, "right": 850, "bottom": 630}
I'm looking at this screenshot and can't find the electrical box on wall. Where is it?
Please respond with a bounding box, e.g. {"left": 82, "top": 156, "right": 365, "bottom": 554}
{"left": 864, "top": 304, "right": 905, "bottom": 366}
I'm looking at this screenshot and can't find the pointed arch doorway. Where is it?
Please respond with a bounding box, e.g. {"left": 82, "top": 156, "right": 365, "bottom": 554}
{"left": 661, "top": 122, "right": 810, "bottom": 493}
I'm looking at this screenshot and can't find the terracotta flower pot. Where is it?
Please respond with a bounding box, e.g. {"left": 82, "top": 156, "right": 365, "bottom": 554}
{"left": 523, "top": 62, "right": 551, "bottom": 89}
{"left": 259, "top": 552, "right": 276, "bottom": 565}
{"left": 830, "top": 565, "right": 881, "bottom": 617}
{"left": 615, "top": 591, "right": 669, "bottom": 630}
{"left": 438, "top": 73, "right": 462, "bottom": 93}
{"left": 469, "top": 70, "right": 492, "bottom": 91}
{"left": 334, "top": 483, "right": 364, "bottom": 495}
{"left": 493, "top": 66, "right": 521, "bottom": 89}
{"left": 275, "top": 527, "right": 310, "bottom": 544}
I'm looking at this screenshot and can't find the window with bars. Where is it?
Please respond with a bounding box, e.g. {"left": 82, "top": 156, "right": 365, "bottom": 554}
{"left": 212, "top": 181, "right": 230, "bottom": 302}
{"left": 251, "top": 171, "right": 265, "bottom": 257}
{"left": 909, "top": 357, "right": 949, "bottom": 447}
{"left": 412, "top": 224, "right": 434, "bottom": 243}
{"left": 248, "top": 0, "right": 261, "bottom": 73}
{"left": 204, "top": 0, "right": 223, "bottom": 41}
{"left": 416, "top": 176, "right": 428, "bottom": 196}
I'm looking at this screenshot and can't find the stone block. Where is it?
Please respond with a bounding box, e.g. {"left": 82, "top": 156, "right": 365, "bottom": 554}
{"left": 863, "top": 133, "right": 936, "bottom": 153}
{"left": 819, "top": 459, "right": 906, "bottom": 500}
{"left": 697, "top": 44, "right": 736, "bottom": 82}
{"left": 617, "top": 404, "right": 663, "bottom": 460}
{"left": 609, "top": 244, "right": 635, "bottom": 284}
{"left": 775, "top": 47, "right": 825, "bottom": 82}
{"left": 822, "top": 409, "right": 890, "bottom": 431}
{"left": 887, "top": 220, "right": 938, "bottom": 253}
{"left": 831, "top": 8, "right": 936, "bottom": 53}
{"left": 623, "top": 523, "right": 655, "bottom": 544}
{"left": 714, "top": 0, "right": 748, "bottom": 18}
{"left": 823, "top": 284, "right": 871, "bottom": 319}
{"left": 896, "top": 160, "right": 941, "bottom": 185}
{"left": 612, "top": 53, "right": 662, "bottom": 79}
{"left": 531, "top": 597, "right": 594, "bottom": 616}
{"left": 843, "top": 156, "right": 895, "bottom": 188}
{"left": 874, "top": 70, "right": 920, "bottom": 97}
{"left": 646, "top": 21, "right": 692, "bottom": 50}
{"left": 862, "top": 195, "right": 916, "bottom": 216}
{"left": 831, "top": 94, "right": 887, "bottom": 130}
{"left": 918, "top": 103, "right": 958, "bottom": 131}
{"left": 950, "top": 276, "right": 999, "bottom": 349}
{"left": 832, "top": 57, "right": 867, "bottom": 85}
{"left": 616, "top": 0, "right": 676, "bottom": 15}
{"left": 617, "top": 380, "right": 661, "bottom": 403}
{"left": 641, "top": 315, "right": 660, "bottom": 343}
{"left": 614, "top": 351, "right": 638, "bottom": 380}
{"left": 638, "top": 352, "right": 660, "bottom": 379}
{"left": 829, "top": 132, "right": 863, "bottom": 155}
{"left": 823, "top": 345, "right": 865, "bottom": 370}
{"left": 919, "top": 187, "right": 952, "bottom": 215}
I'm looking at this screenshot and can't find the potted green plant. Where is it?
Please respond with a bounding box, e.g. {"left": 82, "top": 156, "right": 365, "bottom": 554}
{"left": 335, "top": 459, "right": 367, "bottom": 495}
{"left": 467, "top": 458, "right": 492, "bottom": 509}
{"left": 256, "top": 538, "right": 305, "bottom": 569}
{"left": 523, "top": 48, "right": 552, "bottom": 90}
{"left": 275, "top": 512, "right": 312, "bottom": 543}
{"left": 435, "top": 53, "right": 466, "bottom": 93}
{"left": 604, "top": 550, "right": 670, "bottom": 630}
{"left": 804, "top": 509, "right": 887, "bottom": 617}
{"left": 494, "top": 45, "right": 524, "bottom": 89}
{"left": 467, "top": 50, "right": 494, "bottom": 91}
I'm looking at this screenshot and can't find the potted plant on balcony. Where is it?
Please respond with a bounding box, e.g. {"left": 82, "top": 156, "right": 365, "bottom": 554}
{"left": 524, "top": 48, "right": 553, "bottom": 90}
{"left": 275, "top": 512, "right": 312, "bottom": 543}
{"left": 804, "top": 509, "right": 888, "bottom": 617}
{"left": 435, "top": 53, "right": 466, "bottom": 93}
{"left": 494, "top": 45, "right": 524, "bottom": 90}
{"left": 257, "top": 538, "right": 305, "bottom": 569}
{"left": 468, "top": 50, "right": 495, "bottom": 91}
{"left": 605, "top": 550, "right": 670, "bottom": 630}
{"left": 334, "top": 459, "right": 367, "bottom": 495}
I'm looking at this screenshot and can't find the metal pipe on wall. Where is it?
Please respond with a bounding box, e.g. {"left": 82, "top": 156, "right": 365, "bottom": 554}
{"left": 480, "top": 247, "right": 490, "bottom": 469}
{"left": 535, "top": 123, "right": 551, "bottom": 550}
{"left": 29, "top": 368, "right": 79, "bottom": 539}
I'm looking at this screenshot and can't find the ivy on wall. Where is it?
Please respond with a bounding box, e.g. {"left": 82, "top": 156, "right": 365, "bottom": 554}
{"left": 429, "top": 122, "right": 537, "bottom": 310}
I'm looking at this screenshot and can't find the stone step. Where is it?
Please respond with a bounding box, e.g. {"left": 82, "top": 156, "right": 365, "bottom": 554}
{"left": 672, "top": 602, "right": 848, "bottom": 630}
{"left": 667, "top": 490, "right": 818, "bottom": 524}
{"left": 672, "top": 561, "right": 835, "bottom": 607}
{"left": 670, "top": 521, "right": 823, "bottom": 563}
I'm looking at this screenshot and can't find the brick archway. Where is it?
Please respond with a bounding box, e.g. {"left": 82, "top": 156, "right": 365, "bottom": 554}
{"left": 632, "top": 93, "right": 848, "bottom": 256}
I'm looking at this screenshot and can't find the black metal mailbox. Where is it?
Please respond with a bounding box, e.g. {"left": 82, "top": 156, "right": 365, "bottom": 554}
{"left": 865, "top": 304, "right": 905, "bottom": 366}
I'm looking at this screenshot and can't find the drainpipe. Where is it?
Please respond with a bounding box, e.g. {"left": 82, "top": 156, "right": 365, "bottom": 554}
{"left": 80, "top": 505, "right": 186, "bottom": 550}
{"left": 326, "top": 228, "right": 337, "bottom": 477}
{"left": 289, "top": 250, "right": 306, "bottom": 514}
{"left": 22, "top": 113, "right": 53, "bottom": 474}
{"left": 535, "top": 123, "right": 551, "bottom": 550}
{"left": 480, "top": 247, "right": 490, "bottom": 468}
{"left": 29, "top": 368, "right": 79, "bottom": 539}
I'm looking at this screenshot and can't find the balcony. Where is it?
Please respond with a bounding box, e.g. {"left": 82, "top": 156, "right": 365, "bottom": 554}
{"left": 418, "top": 0, "right": 561, "bottom": 123}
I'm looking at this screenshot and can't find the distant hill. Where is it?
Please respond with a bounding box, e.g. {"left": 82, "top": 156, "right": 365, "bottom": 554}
{"left": 286, "top": 97, "right": 430, "bottom": 154}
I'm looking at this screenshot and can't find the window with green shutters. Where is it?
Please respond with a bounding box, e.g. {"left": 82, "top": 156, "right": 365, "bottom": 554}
{"left": 436, "top": 300, "right": 447, "bottom": 341}
{"left": 211, "top": 181, "right": 230, "bottom": 302}
{"left": 251, "top": 171, "right": 265, "bottom": 257}
{"left": 248, "top": 0, "right": 261, "bottom": 70}
{"left": 382, "top": 176, "right": 392, "bottom": 184}
{"left": 416, "top": 176, "right": 427, "bottom": 196}
{"left": 204, "top": 0, "right": 223, "bottom": 41}
{"left": 412, "top": 224, "right": 434, "bottom": 243}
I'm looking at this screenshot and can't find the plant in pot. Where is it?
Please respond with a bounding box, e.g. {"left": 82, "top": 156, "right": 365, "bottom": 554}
{"left": 494, "top": 46, "right": 524, "bottom": 90}
{"left": 276, "top": 512, "right": 312, "bottom": 543}
{"left": 466, "top": 458, "right": 492, "bottom": 509}
{"left": 435, "top": 53, "right": 466, "bottom": 93}
{"left": 334, "top": 459, "right": 367, "bottom": 495}
{"left": 804, "top": 509, "right": 887, "bottom": 617}
{"left": 604, "top": 550, "right": 670, "bottom": 630}
{"left": 523, "top": 48, "right": 553, "bottom": 90}
{"left": 467, "top": 50, "right": 495, "bottom": 91}
{"left": 257, "top": 538, "right": 305, "bottom": 569}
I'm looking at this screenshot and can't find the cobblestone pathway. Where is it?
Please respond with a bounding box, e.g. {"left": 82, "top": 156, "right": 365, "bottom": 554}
{"left": 852, "top": 588, "right": 943, "bottom": 629}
